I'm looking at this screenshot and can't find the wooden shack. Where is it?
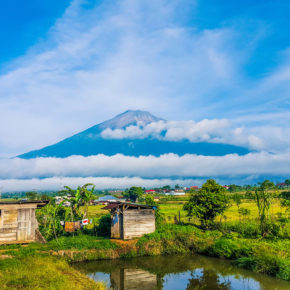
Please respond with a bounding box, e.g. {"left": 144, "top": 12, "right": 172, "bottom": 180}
{"left": 103, "top": 202, "right": 156, "bottom": 239}
{"left": 0, "top": 200, "right": 48, "bottom": 244}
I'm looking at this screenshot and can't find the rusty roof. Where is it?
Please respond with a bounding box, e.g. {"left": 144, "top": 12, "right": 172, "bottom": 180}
{"left": 0, "top": 200, "right": 49, "bottom": 208}
{"left": 102, "top": 201, "right": 154, "bottom": 210}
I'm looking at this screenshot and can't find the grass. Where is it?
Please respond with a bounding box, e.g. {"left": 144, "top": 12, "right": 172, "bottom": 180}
{"left": 0, "top": 254, "right": 105, "bottom": 289}
{"left": 86, "top": 198, "right": 287, "bottom": 225}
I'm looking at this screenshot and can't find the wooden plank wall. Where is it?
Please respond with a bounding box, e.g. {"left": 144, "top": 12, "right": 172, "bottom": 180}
{"left": 123, "top": 209, "right": 155, "bottom": 239}
{"left": 0, "top": 205, "right": 37, "bottom": 243}
{"left": 0, "top": 209, "right": 18, "bottom": 242}
{"left": 111, "top": 212, "right": 121, "bottom": 238}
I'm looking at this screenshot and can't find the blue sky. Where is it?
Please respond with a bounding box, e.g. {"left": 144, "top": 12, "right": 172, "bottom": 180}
{"left": 1, "top": 0, "right": 290, "bottom": 77}
{"left": 0, "top": 0, "right": 290, "bottom": 154}
{"left": 0, "top": 0, "right": 290, "bottom": 190}
{"left": 0, "top": 1, "right": 69, "bottom": 64}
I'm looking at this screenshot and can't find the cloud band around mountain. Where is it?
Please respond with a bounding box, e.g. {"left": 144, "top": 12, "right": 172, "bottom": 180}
{"left": 1, "top": 152, "right": 290, "bottom": 180}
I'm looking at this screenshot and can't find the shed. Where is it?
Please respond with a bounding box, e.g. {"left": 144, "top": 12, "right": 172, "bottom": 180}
{"left": 102, "top": 202, "right": 156, "bottom": 239}
{"left": 0, "top": 200, "right": 48, "bottom": 244}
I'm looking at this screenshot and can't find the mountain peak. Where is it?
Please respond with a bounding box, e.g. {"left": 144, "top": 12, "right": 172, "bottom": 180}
{"left": 98, "top": 110, "right": 164, "bottom": 130}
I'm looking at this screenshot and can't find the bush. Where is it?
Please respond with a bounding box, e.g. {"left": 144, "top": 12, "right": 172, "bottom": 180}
{"left": 234, "top": 257, "right": 256, "bottom": 270}
{"left": 97, "top": 214, "right": 111, "bottom": 237}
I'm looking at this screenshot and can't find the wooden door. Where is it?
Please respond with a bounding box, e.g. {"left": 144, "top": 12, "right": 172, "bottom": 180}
{"left": 0, "top": 209, "right": 18, "bottom": 243}
{"left": 17, "top": 208, "right": 35, "bottom": 241}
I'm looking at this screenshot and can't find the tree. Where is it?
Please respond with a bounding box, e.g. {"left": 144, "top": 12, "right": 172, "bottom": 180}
{"left": 280, "top": 191, "right": 290, "bottom": 213}
{"left": 25, "top": 191, "right": 39, "bottom": 200}
{"left": 285, "top": 179, "right": 290, "bottom": 188}
{"left": 183, "top": 179, "right": 229, "bottom": 229}
{"left": 38, "top": 202, "right": 67, "bottom": 241}
{"left": 78, "top": 183, "right": 95, "bottom": 218}
{"left": 254, "top": 182, "right": 274, "bottom": 236}
{"left": 128, "top": 186, "right": 143, "bottom": 202}
{"left": 58, "top": 183, "right": 95, "bottom": 220}
{"left": 259, "top": 180, "right": 275, "bottom": 191}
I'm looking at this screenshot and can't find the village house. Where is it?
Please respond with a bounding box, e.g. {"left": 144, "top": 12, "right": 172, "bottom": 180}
{"left": 164, "top": 191, "right": 185, "bottom": 196}
{"left": 0, "top": 200, "right": 48, "bottom": 244}
{"left": 93, "top": 195, "right": 126, "bottom": 205}
{"left": 144, "top": 189, "right": 156, "bottom": 194}
{"left": 102, "top": 202, "right": 156, "bottom": 239}
{"left": 55, "top": 195, "right": 72, "bottom": 207}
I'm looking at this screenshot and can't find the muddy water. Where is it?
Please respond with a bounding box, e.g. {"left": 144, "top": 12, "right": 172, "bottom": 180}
{"left": 73, "top": 254, "right": 290, "bottom": 290}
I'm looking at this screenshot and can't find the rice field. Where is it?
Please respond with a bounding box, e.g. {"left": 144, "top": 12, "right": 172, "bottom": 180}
{"left": 86, "top": 198, "right": 287, "bottom": 224}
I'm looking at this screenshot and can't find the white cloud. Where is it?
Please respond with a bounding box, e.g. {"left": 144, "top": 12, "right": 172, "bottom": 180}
{"left": 0, "top": 152, "right": 289, "bottom": 191}
{"left": 0, "top": 176, "right": 204, "bottom": 192}
{"left": 0, "top": 152, "right": 290, "bottom": 182}
{"left": 100, "top": 119, "right": 290, "bottom": 153}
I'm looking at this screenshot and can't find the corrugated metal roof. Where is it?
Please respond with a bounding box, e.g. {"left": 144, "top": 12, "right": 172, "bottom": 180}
{"left": 102, "top": 203, "right": 120, "bottom": 210}
{"left": 0, "top": 200, "right": 49, "bottom": 208}
{"left": 102, "top": 201, "right": 154, "bottom": 210}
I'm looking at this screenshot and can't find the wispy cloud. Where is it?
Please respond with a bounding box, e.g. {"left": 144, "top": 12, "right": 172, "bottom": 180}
{"left": 2, "top": 0, "right": 288, "bottom": 156}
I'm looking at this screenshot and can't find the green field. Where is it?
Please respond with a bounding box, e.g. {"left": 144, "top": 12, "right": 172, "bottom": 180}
{"left": 86, "top": 197, "right": 288, "bottom": 224}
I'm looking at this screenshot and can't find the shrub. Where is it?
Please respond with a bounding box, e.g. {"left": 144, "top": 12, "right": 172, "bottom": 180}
{"left": 234, "top": 257, "right": 256, "bottom": 270}
{"left": 97, "top": 214, "right": 111, "bottom": 237}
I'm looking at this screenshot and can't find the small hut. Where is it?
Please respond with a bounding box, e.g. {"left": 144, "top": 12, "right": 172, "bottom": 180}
{"left": 0, "top": 200, "right": 48, "bottom": 244}
{"left": 103, "top": 202, "right": 156, "bottom": 239}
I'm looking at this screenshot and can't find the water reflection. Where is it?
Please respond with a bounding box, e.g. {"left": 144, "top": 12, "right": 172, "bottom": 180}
{"left": 73, "top": 255, "right": 290, "bottom": 290}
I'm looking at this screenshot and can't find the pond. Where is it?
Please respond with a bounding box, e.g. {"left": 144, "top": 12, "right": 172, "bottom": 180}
{"left": 73, "top": 254, "right": 290, "bottom": 290}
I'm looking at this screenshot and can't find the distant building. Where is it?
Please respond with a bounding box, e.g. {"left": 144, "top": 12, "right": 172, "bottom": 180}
{"left": 145, "top": 190, "right": 156, "bottom": 194}
{"left": 103, "top": 202, "right": 156, "bottom": 239}
{"left": 94, "top": 195, "right": 126, "bottom": 205}
{"left": 164, "top": 191, "right": 185, "bottom": 196}
{"left": 0, "top": 200, "right": 48, "bottom": 244}
{"left": 190, "top": 186, "right": 199, "bottom": 190}
{"left": 55, "top": 195, "right": 72, "bottom": 207}
{"left": 108, "top": 190, "right": 124, "bottom": 194}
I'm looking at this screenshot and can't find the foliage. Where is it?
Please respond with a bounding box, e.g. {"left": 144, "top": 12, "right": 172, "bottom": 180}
{"left": 37, "top": 202, "right": 67, "bottom": 241}
{"left": 183, "top": 179, "right": 229, "bottom": 228}
{"left": 128, "top": 186, "right": 143, "bottom": 202}
{"left": 238, "top": 207, "right": 251, "bottom": 218}
{"left": 58, "top": 183, "right": 95, "bottom": 220}
{"left": 25, "top": 191, "right": 39, "bottom": 200}
{"left": 145, "top": 195, "right": 165, "bottom": 228}
{"left": 280, "top": 191, "right": 290, "bottom": 213}
{"left": 254, "top": 182, "right": 274, "bottom": 236}
{"left": 245, "top": 191, "right": 254, "bottom": 199}
{"left": 97, "top": 214, "right": 111, "bottom": 237}
{"left": 232, "top": 194, "right": 242, "bottom": 208}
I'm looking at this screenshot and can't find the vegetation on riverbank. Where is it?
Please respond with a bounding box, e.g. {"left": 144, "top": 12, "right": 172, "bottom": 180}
{"left": 0, "top": 253, "right": 105, "bottom": 289}
{"left": 1, "top": 223, "right": 289, "bottom": 282}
